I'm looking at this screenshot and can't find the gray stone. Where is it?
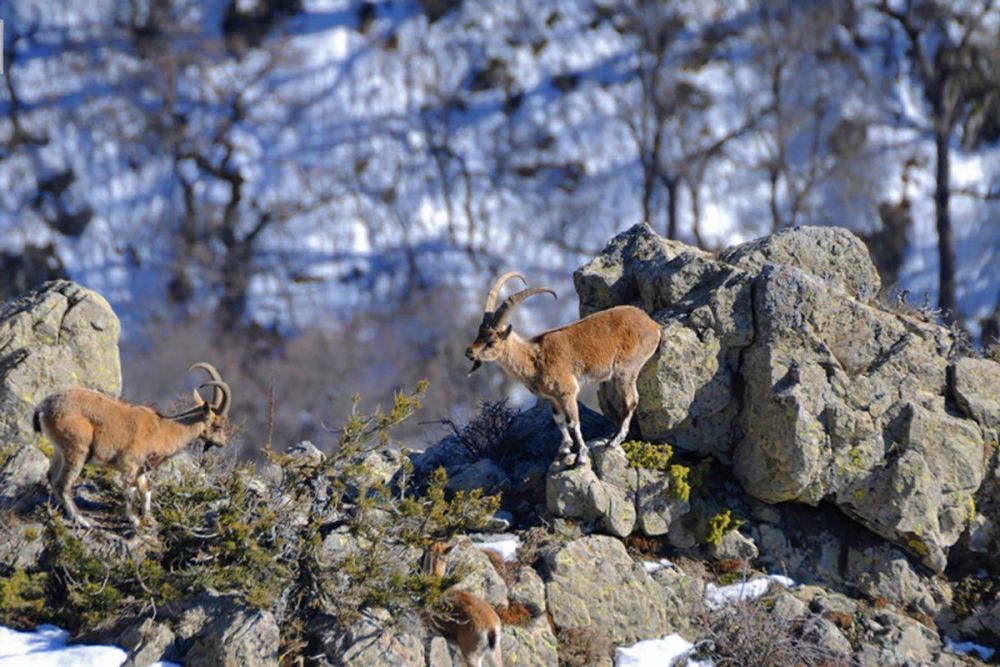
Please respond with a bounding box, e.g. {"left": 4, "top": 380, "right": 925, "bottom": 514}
{"left": 846, "top": 545, "right": 948, "bottom": 615}
{"left": 735, "top": 264, "right": 984, "bottom": 571}
{"left": 803, "top": 617, "right": 853, "bottom": 656}
{"left": 427, "top": 636, "right": 452, "bottom": 667}
{"left": 186, "top": 606, "right": 279, "bottom": 667}
{"left": 544, "top": 535, "right": 677, "bottom": 645}
{"left": 770, "top": 591, "right": 808, "bottom": 622}
{"left": 121, "top": 618, "right": 176, "bottom": 667}
{"left": 446, "top": 459, "right": 507, "bottom": 494}
{"left": 509, "top": 565, "right": 546, "bottom": 616}
{"left": 718, "top": 224, "right": 881, "bottom": 301}
{"left": 952, "top": 357, "right": 1000, "bottom": 431}
{"left": 315, "top": 609, "right": 424, "bottom": 667}
{"left": 442, "top": 538, "right": 508, "bottom": 609}
{"left": 0, "top": 281, "right": 121, "bottom": 501}
{"left": 502, "top": 616, "right": 559, "bottom": 667}
{"left": 707, "top": 529, "right": 759, "bottom": 561}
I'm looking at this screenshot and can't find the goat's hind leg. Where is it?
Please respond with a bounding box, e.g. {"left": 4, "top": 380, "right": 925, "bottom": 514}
{"left": 56, "top": 450, "right": 91, "bottom": 528}
{"left": 608, "top": 371, "right": 640, "bottom": 448}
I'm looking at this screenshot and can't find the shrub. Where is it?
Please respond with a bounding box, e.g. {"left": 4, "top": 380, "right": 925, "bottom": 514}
{"left": 706, "top": 510, "right": 743, "bottom": 547}
{"left": 621, "top": 440, "right": 673, "bottom": 471}
{"left": 694, "top": 595, "right": 851, "bottom": 667}
{"left": 668, "top": 464, "right": 691, "bottom": 501}
{"left": 435, "top": 398, "right": 519, "bottom": 461}
{"left": 2, "top": 381, "right": 502, "bottom": 654}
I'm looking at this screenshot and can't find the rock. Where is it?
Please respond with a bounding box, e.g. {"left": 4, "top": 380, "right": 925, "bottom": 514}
{"left": 186, "top": 606, "right": 279, "bottom": 667}
{"left": 718, "top": 225, "right": 881, "bottom": 301}
{"left": 957, "top": 592, "right": 1000, "bottom": 643}
{"left": 810, "top": 591, "right": 859, "bottom": 617}
{"left": 286, "top": 440, "right": 326, "bottom": 464}
{"left": 312, "top": 610, "right": 424, "bottom": 666}
{"left": 502, "top": 616, "right": 559, "bottom": 667}
{"left": 846, "top": 544, "right": 948, "bottom": 615}
{"left": 803, "top": 616, "right": 853, "bottom": 656}
{"left": 509, "top": 565, "right": 546, "bottom": 616}
{"left": 0, "top": 281, "right": 121, "bottom": 501}
{"left": 648, "top": 562, "right": 705, "bottom": 632}
{"left": 735, "top": 264, "right": 984, "bottom": 571}
{"left": 856, "top": 610, "right": 942, "bottom": 666}
{"left": 770, "top": 590, "right": 808, "bottom": 622}
{"left": 0, "top": 518, "right": 45, "bottom": 570}
{"left": 120, "top": 618, "right": 177, "bottom": 667}
{"left": 446, "top": 459, "right": 507, "bottom": 494}
{"left": 545, "top": 449, "right": 636, "bottom": 537}
{"left": 575, "top": 224, "right": 989, "bottom": 570}
{"left": 427, "top": 637, "right": 452, "bottom": 667}
{"left": 951, "top": 357, "right": 1000, "bottom": 432}
{"left": 634, "top": 466, "right": 689, "bottom": 537}
{"left": 707, "top": 529, "right": 759, "bottom": 561}
{"left": 442, "top": 538, "right": 508, "bottom": 609}
{"left": 544, "top": 535, "right": 678, "bottom": 645}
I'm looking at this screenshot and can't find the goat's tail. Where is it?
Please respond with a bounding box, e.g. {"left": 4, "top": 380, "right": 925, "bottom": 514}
{"left": 488, "top": 625, "right": 502, "bottom": 666}
{"left": 32, "top": 406, "right": 42, "bottom": 434}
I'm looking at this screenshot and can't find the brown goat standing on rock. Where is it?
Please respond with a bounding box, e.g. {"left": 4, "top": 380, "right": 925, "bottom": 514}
{"left": 423, "top": 541, "right": 503, "bottom": 667}
{"left": 33, "top": 363, "right": 232, "bottom": 528}
{"left": 466, "top": 272, "right": 661, "bottom": 466}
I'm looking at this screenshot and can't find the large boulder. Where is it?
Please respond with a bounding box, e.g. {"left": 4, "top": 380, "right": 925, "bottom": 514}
{"left": 735, "top": 265, "right": 984, "bottom": 571}
{"left": 544, "top": 535, "right": 680, "bottom": 645}
{"left": 0, "top": 280, "right": 122, "bottom": 501}
{"left": 575, "top": 224, "right": 991, "bottom": 572}
{"left": 185, "top": 606, "right": 279, "bottom": 667}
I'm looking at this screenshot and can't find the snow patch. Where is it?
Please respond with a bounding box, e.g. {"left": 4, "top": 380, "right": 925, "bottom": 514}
{"left": 641, "top": 558, "right": 674, "bottom": 574}
{"left": 472, "top": 534, "right": 521, "bottom": 561}
{"left": 703, "top": 575, "right": 796, "bottom": 611}
{"left": 614, "top": 633, "right": 712, "bottom": 667}
{"left": 0, "top": 624, "right": 180, "bottom": 667}
{"left": 944, "top": 636, "right": 995, "bottom": 661}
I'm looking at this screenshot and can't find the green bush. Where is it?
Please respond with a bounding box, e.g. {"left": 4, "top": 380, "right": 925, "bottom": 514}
{"left": 621, "top": 440, "right": 674, "bottom": 471}
{"left": 0, "top": 381, "right": 502, "bottom": 646}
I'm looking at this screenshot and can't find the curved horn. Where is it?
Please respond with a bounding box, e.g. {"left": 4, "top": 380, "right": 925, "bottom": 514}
{"left": 198, "top": 381, "right": 231, "bottom": 417}
{"left": 493, "top": 287, "right": 558, "bottom": 328}
{"left": 484, "top": 272, "right": 527, "bottom": 312}
{"left": 190, "top": 362, "right": 224, "bottom": 408}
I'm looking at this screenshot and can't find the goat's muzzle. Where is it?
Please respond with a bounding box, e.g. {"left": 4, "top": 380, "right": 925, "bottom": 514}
{"left": 466, "top": 347, "right": 482, "bottom": 376}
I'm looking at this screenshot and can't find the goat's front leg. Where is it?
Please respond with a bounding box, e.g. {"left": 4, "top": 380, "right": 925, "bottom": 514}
{"left": 563, "top": 398, "right": 590, "bottom": 467}
{"left": 608, "top": 371, "right": 640, "bottom": 448}
{"left": 551, "top": 404, "right": 575, "bottom": 461}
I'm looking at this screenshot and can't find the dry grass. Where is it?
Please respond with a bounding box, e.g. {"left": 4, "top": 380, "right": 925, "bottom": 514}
{"left": 497, "top": 602, "right": 532, "bottom": 627}
{"left": 557, "top": 627, "right": 613, "bottom": 667}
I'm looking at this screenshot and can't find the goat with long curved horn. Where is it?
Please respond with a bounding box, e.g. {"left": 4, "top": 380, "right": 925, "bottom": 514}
{"left": 466, "top": 272, "right": 662, "bottom": 467}
{"left": 33, "top": 362, "right": 234, "bottom": 528}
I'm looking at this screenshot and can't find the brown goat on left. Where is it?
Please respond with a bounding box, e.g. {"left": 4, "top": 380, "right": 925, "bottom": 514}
{"left": 423, "top": 541, "right": 503, "bottom": 667}
{"left": 33, "top": 363, "right": 232, "bottom": 528}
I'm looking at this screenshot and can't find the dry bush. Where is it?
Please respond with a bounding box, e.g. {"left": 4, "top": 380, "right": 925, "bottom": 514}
{"left": 497, "top": 602, "right": 532, "bottom": 627}
{"left": 482, "top": 548, "right": 519, "bottom": 589}
{"left": 431, "top": 398, "right": 519, "bottom": 462}
{"left": 624, "top": 533, "right": 666, "bottom": 558}
{"left": 695, "top": 598, "right": 850, "bottom": 667}
{"left": 694, "top": 595, "right": 852, "bottom": 667}
{"left": 557, "top": 627, "right": 613, "bottom": 667}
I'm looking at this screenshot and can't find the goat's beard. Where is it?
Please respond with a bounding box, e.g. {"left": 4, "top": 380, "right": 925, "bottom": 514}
{"left": 468, "top": 360, "right": 482, "bottom": 376}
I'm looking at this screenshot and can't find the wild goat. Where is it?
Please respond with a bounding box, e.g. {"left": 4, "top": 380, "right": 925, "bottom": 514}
{"left": 423, "top": 541, "right": 503, "bottom": 667}
{"left": 33, "top": 363, "right": 232, "bottom": 528}
{"left": 466, "top": 272, "right": 661, "bottom": 466}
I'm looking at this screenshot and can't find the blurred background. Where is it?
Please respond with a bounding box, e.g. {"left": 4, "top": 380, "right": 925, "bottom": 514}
{"left": 1, "top": 0, "right": 999, "bottom": 456}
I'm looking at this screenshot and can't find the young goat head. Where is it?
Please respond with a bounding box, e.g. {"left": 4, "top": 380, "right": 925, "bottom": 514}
{"left": 33, "top": 362, "right": 232, "bottom": 528}
{"left": 466, "top": 272, "right": 662, "bottom": 466}
{"left": 423, "top": 540, "right": 503, "bottom": 667}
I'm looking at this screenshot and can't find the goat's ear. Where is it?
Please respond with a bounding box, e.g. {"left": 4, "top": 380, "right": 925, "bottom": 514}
{"left": 500, "top": 325, "right": 513, "bottom": 339}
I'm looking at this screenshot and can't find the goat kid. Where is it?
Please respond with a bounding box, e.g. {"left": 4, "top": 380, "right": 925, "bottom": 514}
{"left": 33, "top": 363, "right": 231, "bottom": 528}
{"left": 423, "top": 541, "right": 503, "bottom": 667}
{"left": 466, "top": 272, "right": 661, "bottom": 466}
